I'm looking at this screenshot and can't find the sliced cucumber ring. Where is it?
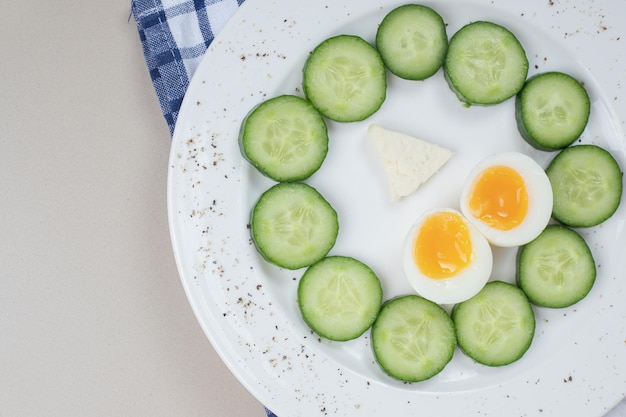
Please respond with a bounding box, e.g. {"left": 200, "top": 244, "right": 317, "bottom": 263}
{"left": 371, "top": 295, "right": 456, "bottom": 382}
{"left": 546, "top": 144, "right": 623, "bottom": 227}
{"left": 444, "top": 21, "right": 529, "bottom": 105}
{"left": 250, "top": 183, "right": 338, "bottom": 270}
{"left": 240, "top": 95, "right": 329, "bottom": 182}
{"left": 516, "top": 72, "right": 590, "bottom": 151}
{"left": 376, "top": 4, "right": 448, "bottom": 80}
{"left": 453, "top": 281, "right": 535, "bottom": 367}
{"left": 303, "top": 35, "right": 387, "bottom": 122}
{"left": 298, "top": 256, "right": 383, "bottom": 341}
{"left": 517, "top": 225, "right": 596, "bottom": 308}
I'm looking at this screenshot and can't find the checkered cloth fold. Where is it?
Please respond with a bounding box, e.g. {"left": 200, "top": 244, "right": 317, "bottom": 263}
{"left": 131, "top": 4, "right": 278, "bottom": 417}
{"left": 131, "top": 0, "right": 244, "bottom": 135}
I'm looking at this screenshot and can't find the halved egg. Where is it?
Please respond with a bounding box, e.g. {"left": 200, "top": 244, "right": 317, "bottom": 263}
{"left": 460, "top": 152, "right": 553, "bottom": 247}
{"left": 403, "top": 208, "right": 493, "bottom": 305}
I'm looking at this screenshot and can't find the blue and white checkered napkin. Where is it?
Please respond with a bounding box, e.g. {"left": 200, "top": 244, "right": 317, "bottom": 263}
{"left": 131, "top": 0, "right": 244, "bottom": 136}
{"left": 131, "top": 3, "right": 277, "bottom": 415}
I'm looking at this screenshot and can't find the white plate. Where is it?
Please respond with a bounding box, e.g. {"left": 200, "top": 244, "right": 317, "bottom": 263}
{"left": 168, "top": 1, "right": 626, "bottom": 415}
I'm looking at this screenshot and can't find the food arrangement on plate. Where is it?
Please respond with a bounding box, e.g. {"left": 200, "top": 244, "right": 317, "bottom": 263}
{"left": 238, "top": 3, "right": 623, "bottom": 384}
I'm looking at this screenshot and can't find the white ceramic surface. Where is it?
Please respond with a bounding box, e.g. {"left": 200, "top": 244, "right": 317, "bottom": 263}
{"left": 169, "top": 0, "right": 626, "bottom": 416}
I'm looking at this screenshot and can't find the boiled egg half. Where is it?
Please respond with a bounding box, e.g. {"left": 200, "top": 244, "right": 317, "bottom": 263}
{"left": 403, "top": 208, "right": 493, "bottom": 305}
{"left": 460, "top": 152, "right": 553, "bottom": 247}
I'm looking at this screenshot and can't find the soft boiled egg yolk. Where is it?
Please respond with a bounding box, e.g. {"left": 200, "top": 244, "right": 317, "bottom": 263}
{"left": 460, "top": 152, "right": 553, "bottom": 247}
{"left": 403, "top": 208, "right": 493, "bottom": 305}
{"left": 467, "top": 165, "right": 529, "bottom": 231}
{"left": 414, "top": 210, "right": 472, "bottom": 279}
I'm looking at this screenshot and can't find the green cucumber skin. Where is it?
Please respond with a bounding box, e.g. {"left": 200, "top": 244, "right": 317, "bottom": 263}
{"left": 452, "top": 281, "right": 535, "bottom": 367}
{"left": 375, "top": 4, "right": 448, "bottom": 81}
{"left": 515, "top": 72, "right": 590, "bottom": 151}
{"left": 515, "top": 96, "right": 554, "bottom": 151}
{"left": 239, "top": 95, "right": 329, "bottom": 182}
{"left": 371, "top": 295, "right": 456, "bottom": 382}
{"left": 546, "top": 144, "right": 623, "bottom": 227}
{"left": 297, "top": 256, "right": 383, "bottom": 342}
{"left": 517, "top": 225, "right": 596, "bottom": 308}
{"left": 444, "top": 21, "right": 529, "bottom": 105}
{"left": 250, "top": 183, "right": 338, "bottom": 270}
{"left": 303, "top": 35, "right": 387, "bottom": 122}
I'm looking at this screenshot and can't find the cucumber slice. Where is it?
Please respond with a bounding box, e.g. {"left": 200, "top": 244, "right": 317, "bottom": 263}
{"left": 452, "top": 281, "right": 535, "bottom": 367}
{"left": 546, "top": 144, "right": 623, "bottom": 227}
{"left": 298, "top": 256, "right": 383, "bottom": 341}
{"left": 516, "top": 72, "right": 590, "bottom": 150}
{"left": 303, "top": 35, "right": 387, "bottom": 122}
{"left": 240, "top": 95, "right": 329, "bottom": 182}
{"left": 517, "top": 225, "right": 596, "bottom": 308}
{"left": 250, "top": 183, "right": 338, "bottom": 270}
{"left": 375, "top": 4, "right": 448, "bottom": 80}
{"left": 371, "top": 295, "right": 456, "bottom": 382}
{"left": 444, "top": 21, "right": 528, "bottom": 105}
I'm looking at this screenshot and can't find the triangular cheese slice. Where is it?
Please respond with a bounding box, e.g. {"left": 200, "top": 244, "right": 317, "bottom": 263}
{"left": 367, "top": 124, "right": 453, "bottom": 200}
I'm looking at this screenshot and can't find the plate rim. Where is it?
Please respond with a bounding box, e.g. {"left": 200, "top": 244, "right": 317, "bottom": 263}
{"left": 167, "top": 0, "right": 626, "bottom": 415}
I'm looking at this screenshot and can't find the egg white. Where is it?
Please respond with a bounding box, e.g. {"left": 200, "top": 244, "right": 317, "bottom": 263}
{"left": 402, "top": 208, "right": 493, "bottom": 305}
{"left": 460, "top": 152, "right": 553, "bottom": 247}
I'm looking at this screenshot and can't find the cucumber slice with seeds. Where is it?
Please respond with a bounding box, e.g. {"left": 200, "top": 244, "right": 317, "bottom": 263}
{"left": 303, "top": 35, "right": 387, "bottom": 122}
{"left": 250, "top": 183, "right": 338, "bottom": 270}
{"left": 453, "top": 281, "right": 535, "bottom": 367}
{"left": 516, "top": 72, "right": 590, "bottom": 151}
{"left": 444, "top": 21, "right": 529, "bottom": 105}
{"left": 240, "top": 95, "right": 329, "bottom": 182}
{"left": 546, "top": 144, "right": 623, "bottom": 227}
{"left": 371, "top": 295, "right": 456, "bottom": 382}
{"left": 517, "top": 225, "right": 596, "bottom": 308}
{"left": 376, "top": 4, "right": 448, "bottom": 80}
{"left": 298, "top": 256, "right": 383, "bottom": 341}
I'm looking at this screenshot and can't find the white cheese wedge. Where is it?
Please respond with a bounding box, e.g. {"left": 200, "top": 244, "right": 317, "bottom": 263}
{"left": 367, "top": 124, "right": 453, "bottom": 200}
